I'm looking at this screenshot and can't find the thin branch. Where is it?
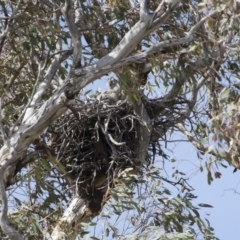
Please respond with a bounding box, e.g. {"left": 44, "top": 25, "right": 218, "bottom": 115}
{"left": 74, "top": 1, "right": 108, "bottom": 58}
{"left": 149, "top": 0, "right": 181, "bottom": 28}
{"left": 177, "top": 123, "right": 230, "bottom": 161}
{"left": 177, "top": 123, "right": 208, "bottom": 151}
{"left": 180, "top": 73, "right": 208, "bottom": 118}
{"left": 163, "top": 65, "right": 187, "bottom": 100}
{"left": 22, "top": 50, "right": 71, "bottom": 124}
{"left": 187, "top": 11, "right": 219, "bottom": 37}
{"left": 62, "top": 0, "right": 82, "bottom": 68}
{"left": 150, "top": 0, "right": 169, "bottom": 24}
{"left": 19, "top": 61, "right": 43, "bottom": 125}
{"left": 0, "top": 98, "right": 7, "bottom": 144}
{"left": 0, "top": 1, "right": 22, "bottom": 40}
{"left": 0, "top": 172, "right": 24, "bottom": 240}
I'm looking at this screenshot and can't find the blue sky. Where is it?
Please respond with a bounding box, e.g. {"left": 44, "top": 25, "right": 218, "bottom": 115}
{"left": 166, "top": 140, "right": 240, "bottom": 240}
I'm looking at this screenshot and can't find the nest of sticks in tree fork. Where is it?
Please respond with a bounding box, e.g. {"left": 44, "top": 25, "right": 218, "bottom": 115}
{"left": 45, "top": 79, "right": 184, "bottom": 210}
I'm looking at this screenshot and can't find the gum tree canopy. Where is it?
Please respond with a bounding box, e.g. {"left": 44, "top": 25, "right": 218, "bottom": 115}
{"left": 0, "top": 0, "right": 240, "bottom": 239}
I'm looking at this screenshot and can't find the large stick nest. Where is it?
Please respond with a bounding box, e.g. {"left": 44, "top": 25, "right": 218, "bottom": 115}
{"left": 46, "top": 97, "right": 176, "bottom": 202}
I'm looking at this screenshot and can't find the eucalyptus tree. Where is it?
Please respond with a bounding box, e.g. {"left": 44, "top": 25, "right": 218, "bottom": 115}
{"left": 0, "top": 0, "right": 239, "bottom": 239}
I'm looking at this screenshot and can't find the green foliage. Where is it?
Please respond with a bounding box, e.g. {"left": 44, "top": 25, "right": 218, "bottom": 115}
{"left": 83, "top": 167, "right": 219, "bottom": 240}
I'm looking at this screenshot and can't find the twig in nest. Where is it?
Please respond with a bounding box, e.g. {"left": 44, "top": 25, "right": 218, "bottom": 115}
{"left": 104, "top": 112, "right": 111, "bottom": 132}
{"left": 99, "top": 121, "right": 117, "bottom": 154}
{"left": 94, "top": 122, "right": 99, "bottom": 141}
{"left": 108, "top": 134, "right": 126, "bottom": 146}
{"left": 121, "top": 115, "right": 137, "bottom": 131}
